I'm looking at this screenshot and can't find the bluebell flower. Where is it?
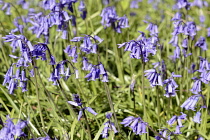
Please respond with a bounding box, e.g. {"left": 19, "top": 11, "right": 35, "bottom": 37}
{"left": 182, "top": 38, "right": 188, "bottom": 48}
{"left": 78, "top": 0, "right": 87, "bottom": 19}
{"left": 3, "top": 34, "right": 34, "bottom": 52}
{"left": 130, "top": 0, "right": 142, "bottom": 8}
{"left": 170, "top": 47, "right": 181, "bottom": 61}
{"left": 182, "top": 48, "right": 192, "bottom": 58}
{"left": 155, "top": 129, "right": 171, "bottom": 140}
{"left": 70, "top": 35, "right": 103, "bottom": 54}
{"left": 199, "top": 15, "right": 205, "bottom": 23}
{"left": 198, "top": 57, "right": 209, "bottom": 72}
{"left": 192, "top": 0, "right": 208, "bottom": 8}
{"left": 42, "top": 0, "right": 55, "bottom": 10}
{"left": 172, "top": 21, "right": 185, "bottom": 36}
{"left": 145, "top": 21, "right": 158, "bottom": 36}
{"left": 100, "top": 6, "right": 129, "bottom": 33}
{"left": 64, "top": 45, "right": 78, "bottom": 62}
{"left": 70, "top": 37, "right": 84, "bottom": 42}
{"left": 6, "top": 78, "right": 18, "bottom": 94}
{"left": 195, "top": 37, "right": 207, "bottom": 51}
{"left": 12, "top": 17, "right": 24, "bottom": 34}
{"left": 171, "top": 12, "right": 182, "bottom": 21}
{"left": 71, "top": 94, "right": 82, "bottom": 106}
{"left": 197, "top": 136, "right": 204, "bottom": 140}
{"left": 68, "top": 94, "right": 97, "bottom": 120}
{"left": 49, "top": 55, "right": 56, "bottom": 65}
{"left": 177, "top": 112, "right": 187, "bottom": 127}
{"left": 116, "top": 15, "right": 129, "bottom": 33}
{"left": 0, "top": 115, "right": 27, "bottom": 139}
{"left": 163, "top": 72, "right": 181, "bottom": 97}
{"left": 181, "top": 94, "right": 201, "bottom": 111}
{"left": 191, "top": 77, "right": 202, "bottom": 94}
{"left": 188, "top": 63, "right": 196, "bottom": 73}
{"left": 184, "top": 22, "right": 197, "bottom": 39}
{"left": 193, "top": 111, "right": 201, "bottom": 123}
{"left": 200, "top": 70, "right": 210, "bottom": 84}
{"left": 177, "top": 0, "right": 191, "bottom": 10}
{"left": 167, "top": 112, "right": 187, "bottom": 129}
{"left": 85, "top": 67, "right": 100, "bottom": 81}
{"left": 167, "top": 115, "right": 177, "bottom": 126}
{"left": 17, "top": 0, "right": 29, "bottom": 9}
{"left": 118, "top": 35, "right": 158, "bottom": 62}
{"left": 169, "top": 35, "right": 179, "bottom": 47}
{"left": 121, "top": 116, "right": 147, "bottom": 135}
{"left": 144, "top": 69, "right": 163, "bottom": 87}
{"left": 102, "top": 0, "right": 109, "bottom": 5}
{"left": 105, "top": 112, "right": 112, "bottom": 119}
{"left": 49, "top": 60, "right": 76, "bottom": 84}
{"left": 82, "top": 57, "right": 91, "bottom": 71}
{"left": 100, "top": 7, "right": 118, "bottom": 28}
{"left": 1, "top": 2, "right": 11, "bottom": 15}
{"left": 101, "top": 113, "right": 118, "bottom": 138}
{"left": 174, "top": 125, "right": 181, "bottom": 134}
{"left": 207, "top": 28, "right": 210, "bottom": 37}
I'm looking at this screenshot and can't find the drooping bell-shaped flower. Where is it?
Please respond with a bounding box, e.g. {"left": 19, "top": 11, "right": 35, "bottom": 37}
{"left": 121, "top": 116, "right": 148, "bottom": 135}
{"left": 144, "top": 69, "right": 163, "bottom": 87}
{"left": 181, "top": 94, "right": 201, "bottom": 111}
{"left": 195, "top": 37, "right": 207, "bottom": 51}
{"left": 193, "top": 111, "right": 202, "bottom": 123}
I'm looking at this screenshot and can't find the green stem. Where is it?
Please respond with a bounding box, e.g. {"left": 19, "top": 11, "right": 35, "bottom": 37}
{"left": 156, "top": 87, "right": 161, "bottom": 129}
{"left": 36, "top": 69, "right": 67, "bottom": 122}
{"left": 82, "top": 109, "right": 92, "bottom": 140}
{"left": 104, "top": 83, "right": 120, "bottom": 132}
{"left": 0, "top": 41, "right": 10, "bottom": 69}
{"left": 111, "top": 31, "right": 124, "bottom": 83}
{"left": 32, "top": 61, "right": 45, "bottom": 130}
{"left": 141, "top": 61, "right": 147, "bottom": 139}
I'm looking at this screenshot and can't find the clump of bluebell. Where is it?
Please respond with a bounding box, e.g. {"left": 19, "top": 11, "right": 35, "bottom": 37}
{"left": 100, "top": 6, "right": 129, "bottom": 33}
{"left": 0, "top": 115, "right": 27, "bottom": 139}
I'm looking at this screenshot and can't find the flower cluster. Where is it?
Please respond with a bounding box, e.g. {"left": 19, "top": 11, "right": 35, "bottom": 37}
{"left": 27, "top": 0, "right": 80, "bottom": 42}
{"left": 0, "top": 1, "right": 11, "bottom": 15}
{"left": 175, "top": 0, "right": 191, "bottom": 10}
{"left": 2, "top": 34, "right": 34, "bottom": 94}
{"left": 181, "top": 94, "right": 202, "bottom": 111}
{"left": 2, "top": 34, "right": 59, "bottom": 93}
{"left": 101, "top": 113, "right": 118, "bottom": 138}
{"left": 169, "top": 13, "right": 198, "bottom": 61}
{"left": 82, "top": 58, "right": 108, "bottom": 82}
{"left": 144, "top": 69, "right": 163, "bottom": 87}
{"left": 121, "top": 116, "right": 147, "bottom": 135}
{"left": 167, "top": 112, "right": 187, "bottom": 134}
{"left": 78, "top": 0, "right": 87, "bottom": 19}
{"left": 49, "top": 60, "right": 78, "bottom": 85}
{"left": 0, "top": 115, "right": 28, "bottom": 139}
{"left": 118, "top": 31, "right": 158, "bottom": 62}
{"left": 163, "top": 72, "right": 182, "bottom": 97}
{"left": 64, "top": 45, "right": 78, "bottom": 63}
{"left": 195, "top": 37, "right": 207, "bottom": 51}
{"left": 155, "top": 129, "right": 172, "bottom": 140}
{"left": 100, "top": 6, "right": 129, "bottom": 33}
{"left": 70, "top": 35, "right": 103, "bottom": 54}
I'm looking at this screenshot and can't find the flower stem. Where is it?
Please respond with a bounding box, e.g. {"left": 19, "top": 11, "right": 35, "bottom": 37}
{"left": 32, "top": 60, "right": 45, "bottom": 130}
{"left": 82, "top": 109, "right": 92, "bottom": 140}
{"left": 104, "top": 83, "right": 120, "bottom": 132}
